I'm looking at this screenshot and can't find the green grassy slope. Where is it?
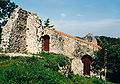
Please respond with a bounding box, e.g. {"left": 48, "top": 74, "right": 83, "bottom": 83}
{"left": 0, "top": 52, "right": 111, "bottom": 84}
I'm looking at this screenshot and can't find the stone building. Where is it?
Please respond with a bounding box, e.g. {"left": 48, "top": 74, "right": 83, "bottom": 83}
{"left": 0, "top": 7, "right": 102, "bottom": 77}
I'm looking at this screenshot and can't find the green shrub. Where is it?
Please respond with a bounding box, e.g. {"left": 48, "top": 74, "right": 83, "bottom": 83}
{"left": 0, "top": 33, "right": 1, "bottom": 44}
{"left": 0, "top": 55, "right": 10, "bottom": 61}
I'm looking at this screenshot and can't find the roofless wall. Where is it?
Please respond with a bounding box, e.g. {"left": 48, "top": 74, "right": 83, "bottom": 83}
{"left": 44, "top": 28, "right": 101, "bottom": 75}
{"left": 0, "top": 7, "right": 102, "bottom": 77}
{"left": 0, "top": 7, "right": 43, "bottom": 53}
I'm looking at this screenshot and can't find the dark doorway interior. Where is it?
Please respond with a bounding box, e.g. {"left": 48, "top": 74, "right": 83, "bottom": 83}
{"left": 81, "top": 55, "right": 92, "bottom": 76}
{"left": 43, "top": 35, "right": 50, "bottom": 52}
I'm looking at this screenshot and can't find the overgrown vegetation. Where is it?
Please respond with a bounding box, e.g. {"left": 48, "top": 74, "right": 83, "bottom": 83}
{"left": 43, "top": 18, "right": 54, "bottom": 28}
{"left": 92, "top": 36, "right": 120, "bottom": 83}
{"left": 0, "top": 52, "right": 109, "bottom": 84}
{"left": 0, "top": 33, "right": 1, "bottom": 44}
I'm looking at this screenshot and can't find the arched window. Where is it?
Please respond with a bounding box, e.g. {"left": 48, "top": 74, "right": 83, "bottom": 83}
{"left": 81, "top": 55, "right": 92, "bottom": 75}
{"left": 88, "top": 36, "right": 92, "bottom": 42}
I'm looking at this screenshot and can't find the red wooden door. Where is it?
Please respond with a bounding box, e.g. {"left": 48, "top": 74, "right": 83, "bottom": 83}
{"left": 44, "top": 35, "right": 50, "bottom": 51}
{"left": 82, "top": 56, "right": 92, "bottom": 75}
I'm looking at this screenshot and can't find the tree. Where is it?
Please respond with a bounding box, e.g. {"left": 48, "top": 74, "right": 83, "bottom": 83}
{"left": 92, "top": 36, "right": 120, "bottom": 83}
{"left": 44, "top": 18, "right": 54, "bottom": 28}
{"left": 0, "top": 0, "right": 18, "bottom": 33}
{"left": 92, "top": 41, "right": 108, "bottom": 80}
{"left": 106, "top": 45, "right": 120, "bottom": 83}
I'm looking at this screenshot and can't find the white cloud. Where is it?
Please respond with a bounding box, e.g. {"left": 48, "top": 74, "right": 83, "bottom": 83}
{"left": 51, "top": 19, "right": 120, "bottom": 37}
{"left": 61, "top": 13, "right": 67, "bottom": 17}
{"left": 76, "top": 14, "right": 85, "bottom": 16}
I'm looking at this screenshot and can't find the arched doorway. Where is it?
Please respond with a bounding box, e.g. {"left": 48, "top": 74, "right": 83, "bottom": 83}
{"left": 43, "top": 35, "right": 50, "bottom": 51}
{"left": 81, "top": 55, "right": 92, "bottom": 76}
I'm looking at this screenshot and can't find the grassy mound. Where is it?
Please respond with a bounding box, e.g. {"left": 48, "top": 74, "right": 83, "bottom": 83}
{"left": 0, "top": 52, "right": 111, "bottom": 84}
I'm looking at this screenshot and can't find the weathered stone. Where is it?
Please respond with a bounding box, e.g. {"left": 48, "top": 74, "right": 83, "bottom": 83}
{"left": 44, "top": 28, "right": 100, "bottom": 76}
{"left": 1, "top": 7, "right": 42, "bottom": 53}
{"left": 0, "top": 7, "right": 102, "bottom": 78}
{"left": 84, "top": 33, "right": 97, "bottom": 44}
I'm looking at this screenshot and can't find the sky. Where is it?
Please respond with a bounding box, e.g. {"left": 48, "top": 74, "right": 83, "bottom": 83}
{"left": 11, "top": 0, "right": 120, "bottom": 37}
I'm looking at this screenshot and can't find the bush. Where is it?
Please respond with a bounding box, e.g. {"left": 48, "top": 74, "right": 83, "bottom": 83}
{"left": 0, "top": 33, "right": 1, "bottom": 44}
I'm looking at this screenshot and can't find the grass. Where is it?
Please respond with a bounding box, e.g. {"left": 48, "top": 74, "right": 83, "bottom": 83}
{"left": 0, "top": 52, "right": 112, "bottom": 84}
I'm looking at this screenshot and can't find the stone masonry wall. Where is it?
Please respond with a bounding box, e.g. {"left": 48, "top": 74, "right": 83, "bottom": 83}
{"left": 8, "top": 8, "right": 28, "bottom": 53}
{"left": 0, "top": 8, "right": 42, "bottom": 53}
{"left": 0, "top": 7, "right": 101, "bottom": 77}
{"left": 26, "top": 13, "right": 43, "bottom": 53}
{"left": 44, "top": 28, "right": 99, "bottom": 75}
{"left": 84, "top": 33, "right": 97, "bottom": 45}
{"left": 0, "top": 8, "right": 20, "bottom": 51}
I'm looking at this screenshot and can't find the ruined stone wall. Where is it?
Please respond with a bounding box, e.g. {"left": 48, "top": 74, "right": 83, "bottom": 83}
{"left": 0, "top": 8, "right": 42, "bottom": 53}
{"left": 44, "top": 28, "right": 98, "bottom": 58}
{"left": 84, "top": 33, "right": 97, "bottom": 44}
{"left": 0, "top": 7, "right": 101, "bottom": 77}
{"left": 26, "top": 13, "right": 43, "bottom": 54}
{"left": 8, "top": 8, "right": 28, "bottom": 53}
{"left": 0, "top": 8, "right": 20, "bottom": 51}
{"left": 44, "top": 28, "right": 99, "bottom": 75}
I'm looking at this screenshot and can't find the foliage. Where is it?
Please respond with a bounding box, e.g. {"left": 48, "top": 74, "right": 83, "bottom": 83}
{"left": 92, "top": 36, "right": 120, "bottom": 83}
{"left": 92, "top": 38, "right": 108, "bottom": 79}
{"left": 0, "top": 33, "right": 1, "bottom": 44}
{"left": 44, "top": 18, "right": 54, "bottom": 28}
{"left": 68, "top": 72, "right": 108, "bottom": 84}
{"left": 0, "top": 52, "right": 108, "bottom": 84}
{"left": 92, "top": 49, "right": 105, "bottom": 78}
{"left": 0, "top": 0, "right": 18, "bottom": 33}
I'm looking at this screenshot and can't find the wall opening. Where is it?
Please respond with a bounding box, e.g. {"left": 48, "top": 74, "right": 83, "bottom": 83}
{"left": 81, "top": 55, "right": 92, "bottom": 76}
{"left": 43, "top": 35, "right": 50, "bottom": 52}
{"left": 88, "top": 36, "right": 93, "bottom": 42}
